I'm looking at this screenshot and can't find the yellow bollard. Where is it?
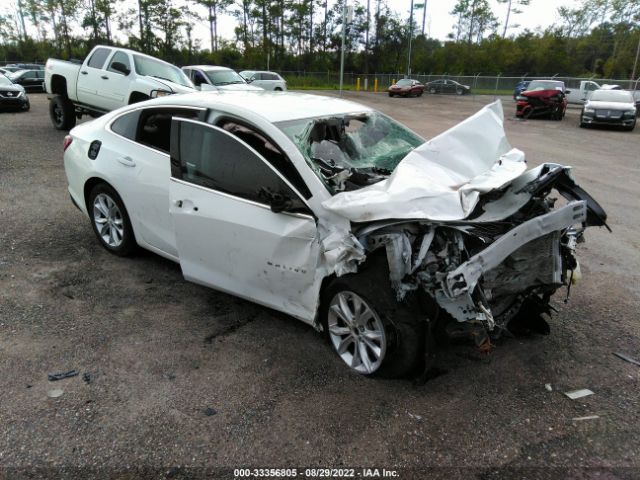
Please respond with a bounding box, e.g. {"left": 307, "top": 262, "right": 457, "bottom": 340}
{"left": 356, "top": 78, "right": 361, "bottom": 91}
{"left": 374, "top": 78, "right": 378, "bottom": 93}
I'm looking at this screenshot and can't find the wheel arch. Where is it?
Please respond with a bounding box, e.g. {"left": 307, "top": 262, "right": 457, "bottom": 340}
{"left": 128, "top": 91, "right": 150, "bottom": 104}
{"left": 50, "top": 74, "right": 68, "bottom": 97}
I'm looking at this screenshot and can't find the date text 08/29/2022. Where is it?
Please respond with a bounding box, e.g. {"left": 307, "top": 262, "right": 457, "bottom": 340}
{"left": 233, "top": 467, "right": 400, "bottom": 478}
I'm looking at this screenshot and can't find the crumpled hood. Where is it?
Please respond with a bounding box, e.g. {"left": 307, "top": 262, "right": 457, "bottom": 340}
{"left": 521, "top": 89, "right": 563, "bottom": 99}
{"left": 321, "top": 100, "right": 527, "bottom": 222}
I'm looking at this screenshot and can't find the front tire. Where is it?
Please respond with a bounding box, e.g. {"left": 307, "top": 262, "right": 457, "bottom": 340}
{"left": 456, "top": 88, "right": 464, "bottom": 95}
{"left": 49, "top": 95, "right": 76, "bottom": 130}
{"left": 88, "top": 183, "right": 136, "bottom": 256}
{"left": 22, "top": 100, "right": 30, "bottom": 111}
{"left": 429, "top": 87, "right": 436, "bottom": 94}
{"left": 321, "top": 256, "right": 426, "bottom": 378}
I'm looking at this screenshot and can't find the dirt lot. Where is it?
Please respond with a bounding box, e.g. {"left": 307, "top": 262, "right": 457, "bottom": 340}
{"left": 1, "top": 91, "right": 639, "bottom": 479}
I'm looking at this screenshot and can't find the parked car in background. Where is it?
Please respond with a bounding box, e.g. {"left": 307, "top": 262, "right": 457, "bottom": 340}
{"left": 0, "top": 66, "right": 23, "bottom": 73}
{"left": 9, "top": 69, "right": 45, "bottom": 92}
{"left": 182, "top": 66, "right": 263, "bottom": 91}
{"left": 0, "top": 74, "right": 29, "bottom": 111}
{"left": 515, "top": 80, "right": 569, "bottom": 120}
{"left": 239, "top": 70, "right": 287, "bottom": 91}
{"left": 564, "top": 80, "right": 624, "bottom": 104}
{"left": 7, "top": 63, "right": 44, "bottom": 70}
{"left": 580, "top": 89, "right": 636, "bottom": 131}
{"left": 513, "top": 80, "right": 530, "bottom": 100}
{"left": 388, "top": 78, "right": 424, "bottom": 97}
{"left": 62, "top": 92, "right": 607, "bottom": 377}
{"left": 425, "top": 79, "right": 471, "bottom": 95}
{"left": 45, "top": 45, "right": 195, "bottom": 130}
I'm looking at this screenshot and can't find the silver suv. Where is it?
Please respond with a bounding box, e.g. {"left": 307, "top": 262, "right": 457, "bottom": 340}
{"left": 239, "top": 70, "right": 287, "bottom": 91}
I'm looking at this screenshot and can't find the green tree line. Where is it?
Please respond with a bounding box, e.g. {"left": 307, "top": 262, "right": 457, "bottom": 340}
{"left": 0, "top": 0, "right": 638, "bottom": 79}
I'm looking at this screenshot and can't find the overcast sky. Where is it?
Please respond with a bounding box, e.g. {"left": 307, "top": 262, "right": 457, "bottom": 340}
{"left": 197, "top": 0, "right": 576, "bottom": 45}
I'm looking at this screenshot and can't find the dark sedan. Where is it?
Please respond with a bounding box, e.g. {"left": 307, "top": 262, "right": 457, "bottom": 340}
{"left": 0, "top": 74, "right": 30, "bottom": 111}
{"left": 425, "top": 79, "right": 471, "bottom": 95}
{"left": 388, "top": 78, "right": 424, "bottom": 97}
{"left": 8, "top": 69, "right": 45, "bottom": 92}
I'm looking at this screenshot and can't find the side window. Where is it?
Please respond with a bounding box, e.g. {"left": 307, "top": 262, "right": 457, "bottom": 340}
{"left": 136, "top": 108, "right": 201, "bottom": 153}
{"left": 107, "top": 51, "right": 130, "bottom": 75}
{"left": 217, "top": 119, "right": 311, "bottom": 199}
{"left": 87, "top": 48, "right": 112, "bottom": 69}
{"left": 37, "top": 71, "right": 45, "bottom": 79}
{"left": 266, "top": 73, "right": 279, "bottom": 81}
{"left": 111, "top": 110, "right": 141, "bottom": 141}
{"left": 173, "top": 121, "right": 309, "bottom": 212}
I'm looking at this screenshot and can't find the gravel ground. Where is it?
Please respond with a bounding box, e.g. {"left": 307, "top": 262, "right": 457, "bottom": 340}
{"left": 1, "top": 92, "right": 639, "bottom": 480}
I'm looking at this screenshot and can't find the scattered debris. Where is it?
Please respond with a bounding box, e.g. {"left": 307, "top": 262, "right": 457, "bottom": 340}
{"left": 163, "top": 373, "right": 176, "bottom": 381}
{"left": 564, "top": 389, "right": 594, "bottom": 400}
{"left": 613, "top": 352, "right": 640, "bottom": 367}
{"left": 48, "top": 370, "right": 79, "bottom": 381}
{"left": 204, "top": 407, "right": 217, "bottom": 416}
{"left": 408, "top": 413, "right": 422, "bottom": 420}
{"left": 47, "top": 389, "right": 64, "bottom": 398}
{"left": 572, "top": 415, "right": 600, "bottom": 421}
{"left": 545, "top": 383, "right": 553, "bottom": 392}
{"left": 82, "top": 373, "right": 92, "bottom": 384}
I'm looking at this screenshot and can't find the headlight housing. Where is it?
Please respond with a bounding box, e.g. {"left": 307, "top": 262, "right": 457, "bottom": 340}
{"left": 516, "top": 95, "right": 528, "bottom": 101}
{"left": 583, "top": 107, "right": 595, "bottom": 114}
{"left": 623, "top": 110, "right": 636, "bottom": 117}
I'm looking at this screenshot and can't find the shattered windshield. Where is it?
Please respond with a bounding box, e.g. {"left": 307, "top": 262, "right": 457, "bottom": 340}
{"left": 277, "top": 112, "right": 424, "bottom": 193}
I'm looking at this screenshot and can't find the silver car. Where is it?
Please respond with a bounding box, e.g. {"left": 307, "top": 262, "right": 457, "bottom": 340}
{"left": 580, "top": 89, "right": 636, "bottom": 131}
{"left": 240, "top": 70, "right": 287, "bottom": 91}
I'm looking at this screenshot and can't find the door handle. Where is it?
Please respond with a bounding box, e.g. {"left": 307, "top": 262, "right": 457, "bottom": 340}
{"left": 81, "top": 70, "right": 88, "bottom": 75}
{"left": 117, "top": 156, "right": 136, "bottom": 167}
{"left": 101, "top": 75, "right": 109, "bottom": 80}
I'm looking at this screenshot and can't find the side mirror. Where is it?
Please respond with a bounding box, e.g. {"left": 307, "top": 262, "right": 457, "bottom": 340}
{"left": 258, "top": 187, "right": 293, "bottom": 213}
{"left": 111, "top": 62, "right": 130, "bottom": 76}
{"left": 246, "top": 77, "right": 254, "bottom": 83}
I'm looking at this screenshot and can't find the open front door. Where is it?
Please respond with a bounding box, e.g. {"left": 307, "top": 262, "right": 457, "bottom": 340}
{"left": 168, "top": 117, "right": 321, "bottom": 323}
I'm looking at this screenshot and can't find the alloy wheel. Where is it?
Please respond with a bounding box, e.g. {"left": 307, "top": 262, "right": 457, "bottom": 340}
{"left": 93, "top": 193, "right": 124, "bottom": 248}
{"left": 327, "top": 291, "right": 386, "bottom": 374}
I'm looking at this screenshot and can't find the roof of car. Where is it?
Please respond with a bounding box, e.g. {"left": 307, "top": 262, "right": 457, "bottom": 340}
{"left": 149, "top": 90, "right": 373, "bottom": 123}
{"left": 184, "top": 65, "right": 233, "bottom": 72}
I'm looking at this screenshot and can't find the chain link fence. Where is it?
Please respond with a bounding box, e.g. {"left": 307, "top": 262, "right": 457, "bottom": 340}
{"left": 277, "top": 71, "right": 640, "bottom": 95}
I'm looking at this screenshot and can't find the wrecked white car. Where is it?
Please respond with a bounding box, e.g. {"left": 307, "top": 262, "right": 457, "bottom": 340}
{"left": 63, "top": 91, "right": 608, "bottom": 377}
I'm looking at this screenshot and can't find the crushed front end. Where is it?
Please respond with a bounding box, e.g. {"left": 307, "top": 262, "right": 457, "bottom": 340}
{"left": 352, "top": 163, "right": 609, "bottom": 343}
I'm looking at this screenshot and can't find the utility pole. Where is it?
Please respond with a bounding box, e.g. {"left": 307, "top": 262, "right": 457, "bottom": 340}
{"left": 407, "top": 0, "right": 414, "bottom": 77}
{"left": 421, "top": 0, "right": 427, "bottom": 36}
{"left": 339, "top": 3, "right": 347, "bottom": 96}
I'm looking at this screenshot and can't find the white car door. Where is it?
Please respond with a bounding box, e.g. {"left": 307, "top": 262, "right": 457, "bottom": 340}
{"left": 98, "top": 51, "right": 133, "bottom": 111}
{"left": 106, "top": 106, "right": 204, "bottom": 258}
{"left": 168, "top": 117, "right": 321, "bottom": 322}
{"left": 77, "top": 47, "right": 113, "bottom": 110}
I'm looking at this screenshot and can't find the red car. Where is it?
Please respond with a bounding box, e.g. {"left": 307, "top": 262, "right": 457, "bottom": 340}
{"left": 515, "top": 80, "right": 569, "bottom": 120}
{"left": 388, "top": 79, "right": 424, "bottom": 97}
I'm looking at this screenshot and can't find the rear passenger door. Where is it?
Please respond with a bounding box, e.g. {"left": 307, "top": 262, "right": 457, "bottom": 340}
{"left": 106, "top": 106, "right": 203, "bottom": 258}
{"left": 168, "top": 118, "right": 320, "bottom": 321}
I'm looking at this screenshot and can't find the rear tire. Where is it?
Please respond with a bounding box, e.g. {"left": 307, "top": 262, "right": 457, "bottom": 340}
{"left": 321, "top": 255, "right": 426, "bottom": 378}
{"left": 88, "top": 183, "right": 136, "bottom": 256}
{"left": 456, "top": 88, "right": 463, "bottom": 95}
{"left": 49, "top": 95, "right": 76, "bottom": 130}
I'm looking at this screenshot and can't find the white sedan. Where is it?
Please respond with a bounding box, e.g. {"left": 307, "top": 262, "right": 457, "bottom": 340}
{"left": 63, "top": 91, "right": 608, "bottom": 377}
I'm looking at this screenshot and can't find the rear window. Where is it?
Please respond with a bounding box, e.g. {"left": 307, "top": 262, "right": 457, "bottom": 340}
{"left": 87, "top": 48, "right": 112, "bottom": 69}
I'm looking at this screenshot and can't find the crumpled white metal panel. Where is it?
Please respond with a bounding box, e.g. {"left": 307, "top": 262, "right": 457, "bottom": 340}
{"left": 321, "top": 101, "right": 528, "bottom": 222}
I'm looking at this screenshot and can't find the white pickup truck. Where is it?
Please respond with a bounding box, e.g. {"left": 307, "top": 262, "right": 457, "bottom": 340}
{"left": 45, "top": 46, "right": 196, "bottom": 130}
